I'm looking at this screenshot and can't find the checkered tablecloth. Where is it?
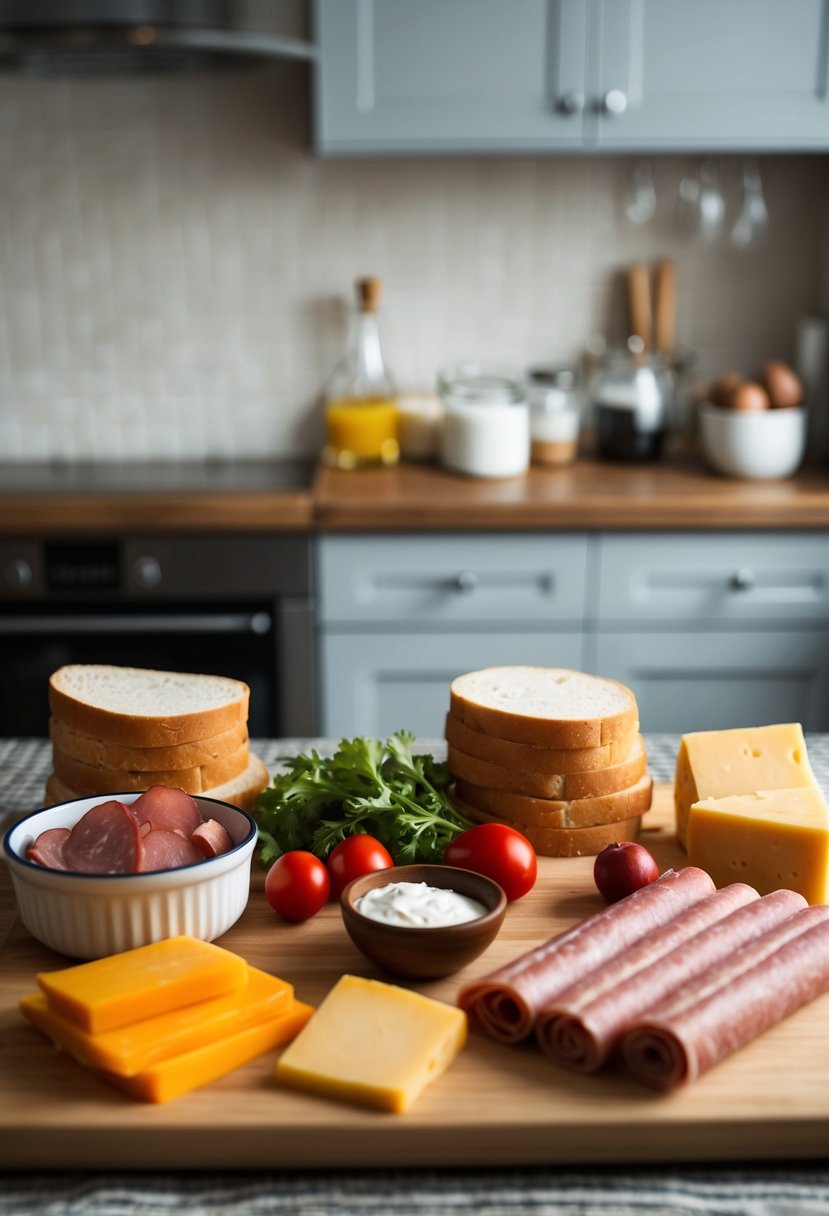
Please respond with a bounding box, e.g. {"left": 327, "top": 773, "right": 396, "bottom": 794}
{"left": 3, "top": 737, "right": 829, "bottom": 1216}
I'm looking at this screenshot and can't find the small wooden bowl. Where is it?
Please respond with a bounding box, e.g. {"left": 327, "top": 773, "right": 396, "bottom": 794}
{"left": 340, "top": 863, "right": 507, "bottom": 980}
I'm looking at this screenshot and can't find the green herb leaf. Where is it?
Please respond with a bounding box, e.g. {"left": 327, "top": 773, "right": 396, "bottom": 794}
{"left": 250, "top": 731, "right": 472, "bottom": 867}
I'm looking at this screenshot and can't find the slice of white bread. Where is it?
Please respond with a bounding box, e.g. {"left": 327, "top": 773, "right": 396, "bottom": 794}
{"left": 52, "top": 740, "right": 250, "bottom": 797}
{"left": 445, "top": 712, "right": 638, "bottom": 776}
{"left": 44, "top": 750, "right": 269, "bottom": 813}
{"left": 454, "top": 771, "right": 654, "bottom": 830}
{"left": 49, "top": 716, "right": 249, "bottom": 772}
{"left": 455, "top": 798, "right": 644, "bottom": 858}
{"left": 447, "top": 736, "right": 647, "bottom": 802}
{"left": 49, "top": 665, "right": 250, "bottom": 747}
{"left": 449, "top": 667, "right": 638, "bottom": 748}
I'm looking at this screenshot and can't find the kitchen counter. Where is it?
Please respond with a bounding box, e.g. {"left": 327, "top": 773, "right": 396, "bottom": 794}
{"left": 2, "top": 736, "right": 829, "bottom": 1215}
{"left": 313, "top": 457, "right": 829, "bottom": 532}
{"left": 3, "top": 454, "right": 829, "bottom": 536}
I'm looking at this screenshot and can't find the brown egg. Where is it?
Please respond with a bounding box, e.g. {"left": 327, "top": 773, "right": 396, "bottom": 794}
{"left": 761, "top": 361, "right": 804, "bottom": 409}
{"left": 730, "top": 381, "right": 771, "bottom": 412}
{"left": 708, "top": 372, "right": 744, "bottom": 409}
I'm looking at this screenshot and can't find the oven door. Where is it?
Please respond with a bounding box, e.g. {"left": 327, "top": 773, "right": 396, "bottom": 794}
{"left": 0, "top": 535, "right": 315, "bottom": 738}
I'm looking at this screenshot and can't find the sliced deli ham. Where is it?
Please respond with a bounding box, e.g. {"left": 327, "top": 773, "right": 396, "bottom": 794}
{"left": 535, "top": 885, "right": 807, "bottom": 1072}
{"left": 457, "top": 865, "right": 716, "bottom": 1044}
{"left": 191, "top": 818, "right": 234, "bottom": 858}
{"left": 139, "top": 828, "right": 202, "bottom": 872}
{"left": 61, "top": 801, "right": 143, "bottom": 874}
{"left": 619, "top": 903, "right": 829, "bottom": 1091}
{"left": 129, "top": 786, "right": 203, "bottom": 837}
{"left": 26, "top": 827, "right": 71, "bottom": 871}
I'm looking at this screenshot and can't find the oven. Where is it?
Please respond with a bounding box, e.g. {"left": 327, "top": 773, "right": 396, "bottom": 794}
{"left": 0, "top": 535, "right": 315, "bottom": 738}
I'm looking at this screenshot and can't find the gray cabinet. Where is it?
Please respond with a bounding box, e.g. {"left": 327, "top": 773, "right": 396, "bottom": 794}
{"left": 316, "top": 531, "right": 829, "bottom": 738}
{"left": 591, "top": 533, "right": 829, "bottom": 733}
{"left": 317, "top": 534, "right": 588, "bottom": 737}
{"left": 313, "top": 0, "right": 829, "bottom": 154}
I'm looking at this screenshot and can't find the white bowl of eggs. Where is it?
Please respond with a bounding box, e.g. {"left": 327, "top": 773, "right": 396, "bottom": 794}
{"left": 699, "top": 361, "right": 808, "bottom": 480}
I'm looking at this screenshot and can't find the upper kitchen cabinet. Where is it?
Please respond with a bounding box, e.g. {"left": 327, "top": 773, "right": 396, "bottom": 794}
{"left": 313, "top": 0, "right": 590, "bottom": 153}
{"left": 594, "top": 0, "right": 829, "bottom": 151}
{"left": 313, "top": 0, "right": 829, "bottom": 154}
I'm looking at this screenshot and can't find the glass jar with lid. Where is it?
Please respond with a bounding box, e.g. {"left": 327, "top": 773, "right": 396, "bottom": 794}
{"left": 525, "top": 365, "right": 581, "bottom": 467}
{"left": 592, "top": 340, "right": 675, "bottom": 462}
{"left": 437, "top": 363, "right": 530, "bottom": 478}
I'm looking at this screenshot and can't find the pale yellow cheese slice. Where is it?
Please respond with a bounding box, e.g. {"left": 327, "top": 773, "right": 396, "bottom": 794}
{"left": 276, "top": 974, "right": 467, "bottom": 1113}
{"left": 687, "top": 786, "right": 829, "bottom": 905}
{"left": 674, "top": 723, "right": 817, "bottom": 849}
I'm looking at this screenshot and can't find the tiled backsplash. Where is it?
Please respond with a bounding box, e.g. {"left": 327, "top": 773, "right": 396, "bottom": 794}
{"left": 1, "top": 62, "right": 828, "bottom": 461}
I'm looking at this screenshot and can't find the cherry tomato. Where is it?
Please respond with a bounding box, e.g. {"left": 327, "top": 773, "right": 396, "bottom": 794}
{"left": 444, "top": 823, "right": 537, "bottom": 901}
{"left": 327, "top": 834, "right": 394, "bottom": 898}
{"left": 264, "top": 851, "right": 330, "bottom": 921}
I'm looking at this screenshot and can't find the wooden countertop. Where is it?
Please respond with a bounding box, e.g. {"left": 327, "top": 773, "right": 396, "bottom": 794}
{"left": 312, "top": 457, "right": 829, "bottom": 532}
{"left": 3, "top": 455, "right": 829, "bottom": 536}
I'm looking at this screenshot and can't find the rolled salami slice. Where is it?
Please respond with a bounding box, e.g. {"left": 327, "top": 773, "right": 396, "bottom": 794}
{"left": 26, "top": 827, "right": 71, "bottom": 871}
{"left": 139, "top": 828, "right": 202, "bottom": 872}
{"left": 536, "top": 886, "right": 806, "bottom": 1072}
{"left": 62, "top": 801, "right": 143, "bottom": 874}
{"left": 619, "top": 903, "right": 829, "bottom": 1091}
{"left": 458, "top": 865, "right": 716, "bottom": 1043}
{"left": 129, "top": 786, "right": 203, "bottom": 837}
{"left": 191, "top": 819, "right": 234, "bottom": 858}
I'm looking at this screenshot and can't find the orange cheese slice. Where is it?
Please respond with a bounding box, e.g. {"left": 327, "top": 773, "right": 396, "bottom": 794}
{"left": 21, "top": 966, "right": 293, "bottom": 1076}
{"left": 110, "top": 1000, "right": 314, "bottom": 1103}
{"left": 37, "top": 936, "right": 248, "bottom": 1034}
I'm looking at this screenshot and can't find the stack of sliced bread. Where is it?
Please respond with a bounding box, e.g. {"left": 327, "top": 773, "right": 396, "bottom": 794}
{"left": 46, "top": 665, "right": 269, "bottom": 811}
{"left": 446, "top": 666, "right": 652, "bottom": 857}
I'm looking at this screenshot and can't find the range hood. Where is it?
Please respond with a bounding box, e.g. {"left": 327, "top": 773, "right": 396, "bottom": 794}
{"left": 0, "top": 0, "right": 316, "bottom": 73}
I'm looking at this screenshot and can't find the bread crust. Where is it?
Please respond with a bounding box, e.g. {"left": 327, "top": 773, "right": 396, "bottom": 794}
{"left": 447, "top": 737, "right": 647, "bottom": 801}
{"left": 449, "top": 667, "right": 638, "bottom": 748}
{"left": 445, "top": 712, "right": 638, "bottom": 776}
{"left": 49, "top": 717, "right": 249, "bottom": 772}
{"left": 52, "top": 741, "right": 250, "bottom": 796}
{"left": 49, "top": 666, "right": 249, "bottom": 747}
{"left": 45, "top": 751, "right": 269, "bottom": 812}
{"left": 454, "top": 772, "right": 654, "bottom": 829}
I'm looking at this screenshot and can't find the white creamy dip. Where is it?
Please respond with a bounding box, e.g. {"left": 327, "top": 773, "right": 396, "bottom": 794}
{"left": 355, "top": 881, "right": 487, "bottom": 928}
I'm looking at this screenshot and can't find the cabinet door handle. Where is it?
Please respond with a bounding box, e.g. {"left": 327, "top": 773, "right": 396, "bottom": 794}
{"left": 557, "top": 91, "right": 585, "bottom": 116}
{"left": 601, "top": 89, "right": 628, "bottom": 116}
{"left": 454, "top": 571, "right": 478, "bottom": 595}
{"left": 730, "top": 568, "right": 755, "bottom": 592}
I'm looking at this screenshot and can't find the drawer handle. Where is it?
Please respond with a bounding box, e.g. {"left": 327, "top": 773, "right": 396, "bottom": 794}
{"left": 454, "top": 571, "right": 478, "bottom": 595}
{"left": 730, "top": 568, "right": 755, "bottom": 592}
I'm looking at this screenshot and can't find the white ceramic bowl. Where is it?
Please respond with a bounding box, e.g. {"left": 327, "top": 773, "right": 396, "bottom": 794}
{"left": 3, "top": 793, "right": 257, "bottom": 960}
{"left": 699, "top": 404, "right": 807, "bottom": 479}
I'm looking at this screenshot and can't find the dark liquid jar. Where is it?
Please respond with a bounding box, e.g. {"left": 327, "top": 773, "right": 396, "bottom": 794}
{"left": 592, "top": 351, "right": 673, "bottom": 463}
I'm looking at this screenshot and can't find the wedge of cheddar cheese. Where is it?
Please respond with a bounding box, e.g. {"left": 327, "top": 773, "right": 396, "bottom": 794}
{"left": 674, "top": 723, "right": 818, "bottom": 850}
{"left": 276, "top": 974, "right": 467, "bottom": 1113}
{"left": 36, "top": 936, "right": 248, "bottom": 1034}
{"left": 21, "top": 966, "right": 293, "bottom": 1076}
{"left": 687, "top": 786, "right": 829, "bottom": 905}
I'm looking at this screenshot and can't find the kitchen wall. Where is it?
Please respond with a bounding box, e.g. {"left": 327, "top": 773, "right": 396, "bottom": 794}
{"left": 1, "top": 60, "right": 828, "bottom": 462}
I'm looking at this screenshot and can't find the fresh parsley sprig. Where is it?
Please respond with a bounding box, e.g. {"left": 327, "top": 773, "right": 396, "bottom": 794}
{"left": 252, "top": 730, "right": 472, "bottom": 867}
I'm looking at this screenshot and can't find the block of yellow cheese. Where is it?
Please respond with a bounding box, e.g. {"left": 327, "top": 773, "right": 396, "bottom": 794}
{"left": 37, "top": 936, "right": 248, "bottom": 1034}
{"left": 110, "top": 1000, "right": 313, "bottom": 1103}
{"left": 21, "top": 966, "right": 293, "bottom": 1076}
{"left": 276, "top": 974, "right": 468, "bottom": 1114}
{"left": 687, "top": 786, "right": 829, "bottom": 905}
{"left": 674, "top": 723, "right": 818, "bottom": 849}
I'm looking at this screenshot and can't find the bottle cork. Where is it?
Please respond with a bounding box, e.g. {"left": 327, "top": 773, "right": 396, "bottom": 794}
{"left": 357, "top": 276, "right": 383, "bottom": 312}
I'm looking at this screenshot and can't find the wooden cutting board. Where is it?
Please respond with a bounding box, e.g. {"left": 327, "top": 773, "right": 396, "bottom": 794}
{"left": 2, "top": 785, "right": 828, "bottom": 1171}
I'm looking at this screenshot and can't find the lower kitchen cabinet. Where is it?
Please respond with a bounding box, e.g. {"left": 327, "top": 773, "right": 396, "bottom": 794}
{"left": 316, "top": 532, "right": 829, "bottom": 738}
{"left": 320, "top": 631, "right": 586, "bottom": 738}
{"left": 593, "top": 630, "right": 829, "bottom": 735}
